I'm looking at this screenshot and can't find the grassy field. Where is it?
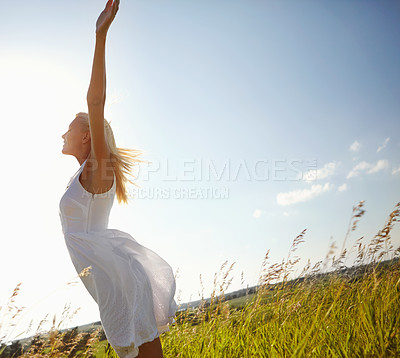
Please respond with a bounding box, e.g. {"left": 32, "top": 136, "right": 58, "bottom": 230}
{"left": 1, "top": 200, "right": 399, "bottom": 357}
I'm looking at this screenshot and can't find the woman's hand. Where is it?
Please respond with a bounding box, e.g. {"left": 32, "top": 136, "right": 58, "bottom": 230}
{"left": 96, "top": 0, "right": 120, "bottom": 38}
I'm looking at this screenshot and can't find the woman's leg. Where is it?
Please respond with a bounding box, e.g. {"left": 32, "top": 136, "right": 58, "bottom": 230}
{"left": 137, "top": 337, "right": 164, "bottom": 358}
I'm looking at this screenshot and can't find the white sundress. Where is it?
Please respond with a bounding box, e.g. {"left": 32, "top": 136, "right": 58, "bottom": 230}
{"left": 59, "top": 159, "right": 177, "bottom": 357}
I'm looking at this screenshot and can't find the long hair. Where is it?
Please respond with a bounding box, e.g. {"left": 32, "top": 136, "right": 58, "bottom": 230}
{"left": 76, "top": 112, "right": 145, "bottom": 205}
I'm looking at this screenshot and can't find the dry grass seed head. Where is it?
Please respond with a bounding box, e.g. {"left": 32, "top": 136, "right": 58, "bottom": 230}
{"left": 341, "top": 200, "right": 366, "bottom": 254}
{"left": 78, "top": 266, "right": 92, "bottom": 278}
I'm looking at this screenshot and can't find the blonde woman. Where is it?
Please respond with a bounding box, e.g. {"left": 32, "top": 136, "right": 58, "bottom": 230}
{"left": 59, "top": 1, "right": 177, "bottom": 357}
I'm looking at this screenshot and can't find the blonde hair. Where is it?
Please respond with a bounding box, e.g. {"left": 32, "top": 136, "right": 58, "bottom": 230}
{"left": 75, "top": 112, "right": 145, "bottom": 205}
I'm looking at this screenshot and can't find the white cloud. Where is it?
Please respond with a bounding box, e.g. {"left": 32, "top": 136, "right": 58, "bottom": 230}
{"left": 347, "top": 159, "right": 389, "bottom": 178}
{"left": 347, "top": 161, "right": 370, "bottom": 178}
{"left": 283, "top": 211, "right": 290, "bottom": 217}
{"left": 377, "top": 137, "right": 390, "bottom": 153}
{"left": 277, "top": 183, "right": 333, "bottom": 206}
{"left": 302, "top": 161, "right": 339, "bottom": 182}
{"left": 393, "top": 166, "right": 400, "bottom": 175}
{"left": 253, "top": 209, "right": 262, "bottom": 218}
{"left": 349, "top": 140, "right": 362, "bottom": 152}
{"left": 367, "top": 159, "right": 389, "bottom": 174}
{"left": 338, "top": 183, "right": 347, "bottom": 192}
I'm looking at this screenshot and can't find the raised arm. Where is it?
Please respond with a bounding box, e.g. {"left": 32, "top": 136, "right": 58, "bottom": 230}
{"left": 86, "top": 0, "right": 120, "bottom": 160}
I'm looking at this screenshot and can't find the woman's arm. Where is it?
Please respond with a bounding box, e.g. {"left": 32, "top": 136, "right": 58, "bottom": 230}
{"left": 87, "top": 0, "right": 120, "bottom": 160}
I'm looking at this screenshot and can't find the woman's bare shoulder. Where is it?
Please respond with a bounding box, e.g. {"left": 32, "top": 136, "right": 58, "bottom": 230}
{"left": 80, "top": 153, "right": 115, "bottom": 194}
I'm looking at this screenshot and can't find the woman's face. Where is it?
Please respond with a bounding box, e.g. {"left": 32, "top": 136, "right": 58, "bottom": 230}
{"left": 61, "top": 118, "right": 89, "bottom": 156}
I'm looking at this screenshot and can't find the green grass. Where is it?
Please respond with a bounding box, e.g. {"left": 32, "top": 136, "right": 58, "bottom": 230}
{"left": 225, "top": 293, "right": 256, "bottom": 309}
{"left": 91, "top": 259, "right": 400, "bottom": 357}
{"left": 161, "top": 264, "right": 398, "bottom": 357}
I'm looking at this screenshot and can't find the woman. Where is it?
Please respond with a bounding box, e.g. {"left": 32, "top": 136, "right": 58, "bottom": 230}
{"left": 59, "top": 1, "right": 177, "bottom": 357}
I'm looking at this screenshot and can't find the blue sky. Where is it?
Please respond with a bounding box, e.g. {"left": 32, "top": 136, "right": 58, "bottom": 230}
{"left": 1, "top": 0, "right": 399, "bottom": 341}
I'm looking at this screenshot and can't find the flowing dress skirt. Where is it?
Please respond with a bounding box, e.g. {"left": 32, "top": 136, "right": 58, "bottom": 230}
{"left": 64, "top": 228, "right": 177, "bottom": 358}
